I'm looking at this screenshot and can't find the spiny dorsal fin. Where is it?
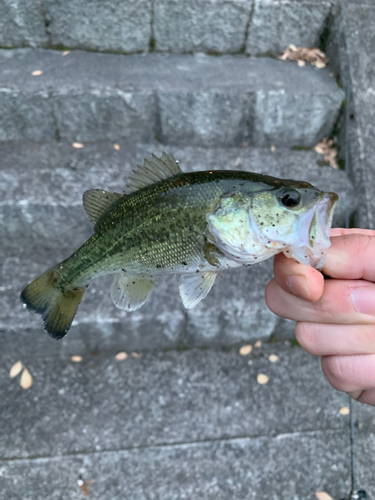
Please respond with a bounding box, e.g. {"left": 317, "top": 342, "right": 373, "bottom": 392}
{"left": 83, "top": 189, "right": 122, "bottom": 224}
{"left": 124, "top": 151, "right": 182, "bottom": 195}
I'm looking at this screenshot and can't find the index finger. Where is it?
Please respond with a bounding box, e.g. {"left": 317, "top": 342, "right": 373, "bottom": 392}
{"left": 323, "top": 232, "right": 375, "bottom": 282}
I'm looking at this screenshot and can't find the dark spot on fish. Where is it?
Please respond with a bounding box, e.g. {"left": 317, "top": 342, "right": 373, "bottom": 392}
{"left": 182, "top": 262, "right": 187, "bottom": 266}
{"left": 156, "top": 264, "right": 161, "bottom": 269}
{"left": 260, "top": 222, "right": 264, "bottom": 225}
{"left": 122, "top": 269, "right": 127, "bottom": 272}
{"left": 196, "top": 270, "right": 200, "bottom": 273}
{"left": 133, "top": 282, "right": 135, "bottom": 284}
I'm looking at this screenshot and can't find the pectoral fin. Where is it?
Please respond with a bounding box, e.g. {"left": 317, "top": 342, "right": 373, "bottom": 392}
{"left": 111, "top": 273, "right": 154, "bottom": 311}
{"left": 179, "top": 272, "right": 218, "bottom": 309}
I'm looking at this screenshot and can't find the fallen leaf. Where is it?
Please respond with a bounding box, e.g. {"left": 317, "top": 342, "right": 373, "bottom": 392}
{"left": 31, "top": 70, "right": 43, "bottom": 76}
{"left": 10, "top": 361, "right": 23, "bottom": 378}
{"left": 113, "top": 143, "right": 120, "bottom": 150}
{"left": 20, "top": 368, "right": 33, "bottom": 389}
{"left": 239, "top": 345, "right": 253, "bottom": 356}
{"left": 314, "top": 137, "right": 339, "bottom": 169}
{"left": 315, "top": 492, "right": 335, "bottom": 500}
{"left": 257, "top": 373, "right": 269, "bottom": 384}
{"left": 254, "top": 340, "right": 262, "bottom": 348}
{"left": 268, "top": 354, "right": 279, "bottom": 363}
{"left": 62, "top": 51, "right": 70, "bottom": 56}
{"left": 339, "top": 406, "right": 350, "bottom": 415}
{"left": 279, "top": 46, "right": 328, "bottom": 68}
{"left": 115, "top": 351, "right": 128, "bottom": 360}
{"left": 72, "top": 142, "right": 84, "bottom": 149}
{"left": 131, "top": 352, "right": 141, "bottom": 358}
{"left": 78, "top": 477, "right": 93, "bottom": 496}
{"left": 71, "top": 355, "right": 83, "bottom": 362}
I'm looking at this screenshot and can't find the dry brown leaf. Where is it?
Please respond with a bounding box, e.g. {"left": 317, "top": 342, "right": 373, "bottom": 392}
{"left": 314, "top": 137, "right": 339, "bottom": 169}
{"left": 239, "top": 345, "right": 252, "bottom": 356}
{"left": 72, "top": 142, "right": 84, "bottom": 149}
{"left": 115, "top": 351, "right": 128, "bottom": 360}
{"left": 257, "top": 373, "right": 269, "bottom": 385}
{"left": 315, "top": 491, "right": 335, "bottom": 500}
{"left": 71, "top": 355, "right": 83, "bottom": 362}
{"left": 113, "top": 143, "right": 120, "bottom": 150}
{"left": 268, "top": 354, "right": 279, "bottom": 363}
{"left": 254, "top": 340, "right": 262, "bottom": 348}
{"left": 279, "top": 45, "right": 328, "bottom": 68}
{"left": 78, "top": 478, "right": 93, "bottom": 496}
{"left": 10, "top": 361, "right": 23, "bottom": 378}
{"left": 20, "top": 368, "right": 33, "bottom": 389}
{"left": 339, "top": 406, "right": 350, "bottom": 415}
{"left": 31, "top": 70, "right": 43, "bottom": 76}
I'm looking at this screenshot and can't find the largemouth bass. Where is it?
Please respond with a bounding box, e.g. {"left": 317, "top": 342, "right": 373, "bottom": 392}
{"left": 21, "top": 152, "right": 338, "bottom": 339}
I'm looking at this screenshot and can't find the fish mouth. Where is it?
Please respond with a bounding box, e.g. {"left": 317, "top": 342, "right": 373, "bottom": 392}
{"left": 289, "top": 191, "right": 338, "bottom": 270}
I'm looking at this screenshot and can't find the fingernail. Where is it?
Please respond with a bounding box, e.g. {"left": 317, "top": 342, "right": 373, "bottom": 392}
{"left": 286, "top": 275, "right": 310, "bottom": 299}
{"left": 351, "top": 286, "right": 375, "bottom": 315}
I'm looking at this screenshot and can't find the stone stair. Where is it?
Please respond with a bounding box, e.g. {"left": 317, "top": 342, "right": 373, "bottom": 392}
{"left": 1, "top": 1, "right": 374, "bottom": 499}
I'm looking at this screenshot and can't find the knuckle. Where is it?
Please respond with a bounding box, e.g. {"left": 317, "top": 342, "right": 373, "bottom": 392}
{"left": 321, "top": 356, "right": 348, "bottom": 391}
{"left": 295, "top": 322, "right": 320, "bottom": 355}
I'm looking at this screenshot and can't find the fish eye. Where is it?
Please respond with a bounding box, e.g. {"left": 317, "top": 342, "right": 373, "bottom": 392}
{"left": 280, "top": 190, "right": 301, "bottom": 208}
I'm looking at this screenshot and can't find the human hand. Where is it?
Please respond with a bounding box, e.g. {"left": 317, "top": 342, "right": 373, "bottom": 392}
{"left": 265, "top": 228, "right": 375, "bottom": 407}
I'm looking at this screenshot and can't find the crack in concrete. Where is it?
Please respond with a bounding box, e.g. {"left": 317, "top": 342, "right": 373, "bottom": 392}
{"left": 0, "top": 426, "right": 346, "bottom": 464}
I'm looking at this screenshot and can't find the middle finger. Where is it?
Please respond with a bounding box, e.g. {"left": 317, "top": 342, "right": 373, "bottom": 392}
{"left": 265, "top": 278, "right": 375, "bottom": 324}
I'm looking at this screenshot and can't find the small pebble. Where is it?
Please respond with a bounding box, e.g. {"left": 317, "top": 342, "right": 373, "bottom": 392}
{"left": 254, "top": 340, "right": 262, "bottom": 348}
{"left": 339, "top": 406, "right": 350, "bottom": 415}
{"left": 113, "top": 143, "right": 120, "bottom": 150}
{"left": 31, "top": 70, "right": 43, "bottom": 76}
{"left": 131, "top": 352, "right": 141, "bottom": 358}
{"left": 297, "top": 59, "right": 306, "bottom": 67}
{"left": 257, "top": 373, "right": 269, "bottom": 385}
{"left": 71, "top": 355, "right": 83, "bottom": 363}
{"left": 72, "top": 142, "right": 84, "bottom": 149}
{"left": 239, "top": 345, "right": 252, "bottom": 356}
{"left": 268, "top": 354, "right": 279, "bottom": 363}
{"left": 270, "top": 145, "right": 276, "bottom": 152}
{"left": 62, "top": 51, "right": 70, "bottom": 56}
{"left": 115, "top": 351, "right": 128, "bottom": 361}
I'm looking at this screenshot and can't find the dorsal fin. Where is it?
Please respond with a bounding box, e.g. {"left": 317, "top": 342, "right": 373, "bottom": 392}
{"left": 124, "top": 151, "right": 182, "bottom": 195}
{"left": 83, "top": 189, "right": 122, "bottom": 224}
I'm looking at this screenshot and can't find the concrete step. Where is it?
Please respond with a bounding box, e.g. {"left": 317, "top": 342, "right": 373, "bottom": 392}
{"left": 0, "top": 0, "right": 333, "bottom": 56}
{"left": 0, "top": 49, "right": 344, "bottom": 146}
{"left": 1, "top": 344, "right": 374, "bottom": 498}
{"left": 1, "top": 142, "right": 356, "bottom": 351}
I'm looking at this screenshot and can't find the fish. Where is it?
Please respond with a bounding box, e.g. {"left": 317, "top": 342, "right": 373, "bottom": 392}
{"left": 20, "top": 151, "right": 338, "bottom": 339}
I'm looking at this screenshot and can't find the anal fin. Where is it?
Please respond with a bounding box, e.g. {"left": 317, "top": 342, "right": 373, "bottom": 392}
{"left": 179, "top": 272, "right": 218, "bottom": 309}
{"left": 111, "top": 273, "right": 154, "bottom": 312}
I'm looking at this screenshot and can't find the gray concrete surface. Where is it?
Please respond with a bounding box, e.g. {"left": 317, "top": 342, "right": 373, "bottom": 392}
{"left": 327, "top": 4, "right": 375, "bottom": 229}
{"left": 0, "top": 143, "right": 356, "bottom": 353}
{"left": 153, "top": 0, "right": 252, "bottom": 53}
{"left": 1, "top": 344, "right": 374, "bottom": 499}
{"left": 0, "top": 49, "right": 344, "bottom": 145}
{"left": 44, "top": 0, "right": 152, "bottom": 53}
{"left": 246, "top": 0, "right": 331, "bottom": 56}
{"left": 0, "top": 0, "right": 48, "bottom": 48}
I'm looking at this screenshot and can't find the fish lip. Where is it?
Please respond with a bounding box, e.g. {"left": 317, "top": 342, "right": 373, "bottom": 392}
{"left": 289, "top": 191, "right": 338, "bottom": 270}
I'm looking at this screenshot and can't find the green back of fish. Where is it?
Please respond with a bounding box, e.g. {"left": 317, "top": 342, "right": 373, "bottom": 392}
{"left": 63, "top": 170, "right": 292, "bottom": 284}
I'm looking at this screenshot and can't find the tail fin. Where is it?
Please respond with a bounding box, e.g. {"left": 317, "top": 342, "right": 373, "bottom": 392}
{"left": 20, "top": 268, "right": 86, "bottom": 339}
